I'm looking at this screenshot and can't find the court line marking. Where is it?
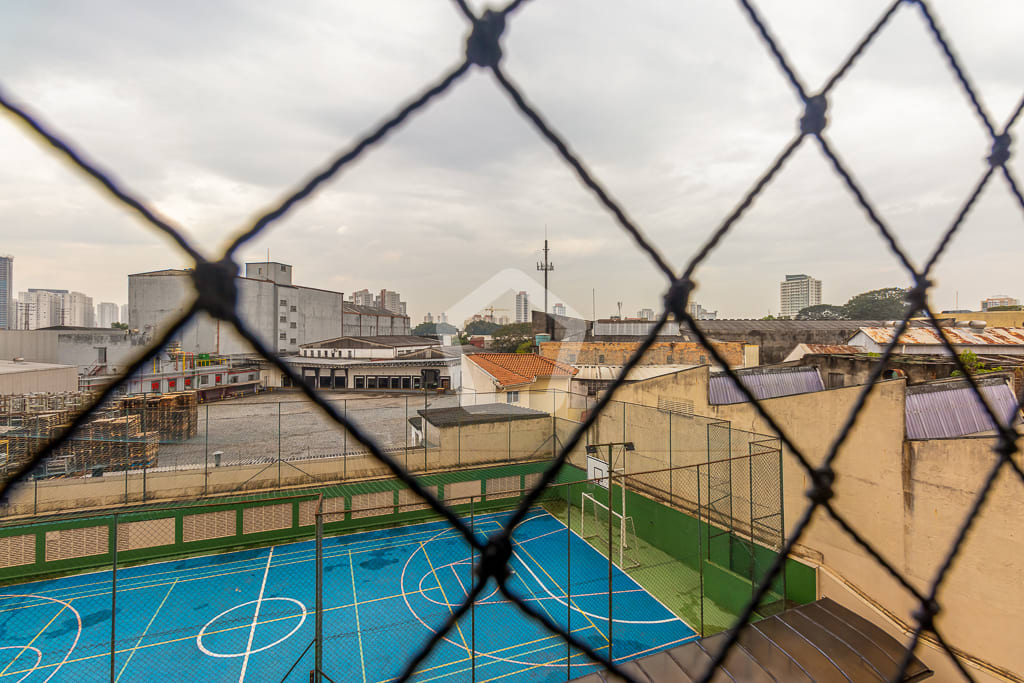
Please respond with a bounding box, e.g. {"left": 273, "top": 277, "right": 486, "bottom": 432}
{"left": 399, "top": 513, "right": 620, "bottom": 670}
{"left": 512, "top": 519, "right": 679, "bottom": 625}
{"left": 406, "top": 624, "right": 602, "bottom": 683}
{"left": 239, "top": 547, "right": 273, "bottom": 683}
{"left": 0, "top": 594, "right": 81, "bottom": 683}
{"left": 0, "top": 646, "right": 41, "bottom": 682}
{"left": 537, "top": 509, "right": 697, "bottom": 632}
{"left": 197, "top": 598, "right": 307, "bottom": 658}
{"left": 115, "top": 578, "right": 178, "bottom": 682}
{"left": 0, "top": 519, "right": 509, "bottom": 614}
{"left": 348, "top": 551, "right": 367, "bottom": 683}
{"left": 419, "top": 540, "right": 471, "bottom": 653}
{"left": 0, "top": 604, "right": 66, "bottom": 677}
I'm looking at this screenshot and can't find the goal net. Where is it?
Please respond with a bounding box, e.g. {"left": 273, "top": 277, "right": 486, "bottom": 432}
{"left": 580, "top": 491, "right": 640, "bottom": 568}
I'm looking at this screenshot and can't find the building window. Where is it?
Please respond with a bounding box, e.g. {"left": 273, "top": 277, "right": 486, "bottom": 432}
{"left": 290, "top": 305, "right": 297, "bottom": 312}
{"left": 249, "top": 374, "right": 257, "bottom": 381}
{"left": 151, "top": 381, "right": 160, "bottom": 392}
{"left": 215, "top": 374, "right": 222, "bottom": 384}
{"left": 402, "top": 377, "right": 411, "bottom": 389}
{"left": 568, "top": 354, "right": 576, "bottom": 363}
{"left": 279, "top": 348, "right": 287, "bottom": 354}
{"left": 290, "top": 322, "right": 296, "bottom": 328}
{"left": 355, "top": 376, "right": 365, "bottom": 389}
{"left": 828, "top": 372, "right": 845, "bottom": 388}
{"left": 290, "top": 338, "right": 296, "bottom": 345}
{"left": 96, "top": 347, "right": 107, "bottom": 364}
{"left": 506, "top": 391, "right": 519, "bottom": 403}
{"left": 167, "top": 379, "right": 177, "bottom": 391}
{"left": 699, "top": 355, "right": 706, "bottom": 364}
{"left": 185, "top": 378, "right": 192, "bottom": 387}
{"left": 280, "top": 299, "right": 287, "bottom": 307}
{"left": 413, "top": 377, "right": 421, "bottom": 389}
{"left": 367, "top": 377, "right": 377, "bottom": 389}
{"left": 598, "top": 355, "right": 605, "bottom": 364}
{"left": 280, "top": 333, "right": 286, "bottom": 340}
{"left": 200, "top": 375, "right": 209, "bottom": 385}
{"left": 280, "top": 264, "right": 286, "bottom": 272}
{"left": 230, "top": 375, "right": 238, "bottom": 384}
{"left": 280, "top": 316, "right": 287, "bottom": 323}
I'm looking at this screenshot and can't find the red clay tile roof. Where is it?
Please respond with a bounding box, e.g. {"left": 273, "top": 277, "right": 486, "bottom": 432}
{"left": 467, "top": 353, "right": 578, "bottom": 388}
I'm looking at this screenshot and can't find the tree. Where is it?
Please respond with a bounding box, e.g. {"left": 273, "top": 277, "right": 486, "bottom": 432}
{"left": 841, "top": 287, "right": 910, "bottom": 320}
{"left": 491, "top": 323, "right": 533, "bottom": 352}
{"left": 950, "top": 350, "right": 1002, "bottom": 377}
{"left": 111, "top": 322, "right": 129, "bottom": 330}
{"left": 759, "top": 314, "right": 777, "bottom": 320}
{"left": 412, "top": 321, "right": 457, "bottom": 337}
{"left": 796, "top": 304, "right": 847, "bottom": 320}
{"left": 465, "top": 320, "right": 500, "bottom": 336}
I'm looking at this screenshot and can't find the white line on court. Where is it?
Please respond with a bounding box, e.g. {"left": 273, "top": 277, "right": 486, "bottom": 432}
{"left": 239, "top": 547, "right": 274, "bottom": 683}
{"left": 348, "top": 550, "right": 367, "bottom": 683}
{"left": 116, "top": 579, "right": 178, "bottom": 682}
{"left": 0, "top": 594, "right": 82, "bottom": 683}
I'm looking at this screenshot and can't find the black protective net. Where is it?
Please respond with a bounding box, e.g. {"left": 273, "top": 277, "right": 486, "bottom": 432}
{"left": 2, "top": 1, "right": 1023, "bottom": 681}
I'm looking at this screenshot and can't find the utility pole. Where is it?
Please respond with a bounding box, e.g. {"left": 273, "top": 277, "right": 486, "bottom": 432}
{"left": 537, "top": 236, "right": 554, "bottom": 315}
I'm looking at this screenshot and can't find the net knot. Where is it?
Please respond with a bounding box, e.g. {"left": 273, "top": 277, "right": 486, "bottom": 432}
{"left": 799, "top": 95, "right": 828, "bottom": 135}
{"left": 988, "top": 133, "right": 1011, "bottom": 167}
{"left": 994, "top": 432, "right": 1018, "bottom": 460}
{"left": 808, "top": 466, "right": 834, "bottom": 504}
{"left": 466, "top": 10, "right": 506, "bottom": 68}
{"left": 478, "top": 535, "right": 513, "bottom": 583}
{"left": 664, "top": 278, "right": 695, "bottom": 320}
{"left": 905, "top": 279, "right": 930, "bottom": 315}
{"left": 192, "top": 258, "right": 238, "bottom": 321}
{"left": 913, "top": 598, "right": 940, "bottom": 631}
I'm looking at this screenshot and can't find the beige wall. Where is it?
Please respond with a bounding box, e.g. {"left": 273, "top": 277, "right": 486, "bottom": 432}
{"left": 0, "top": 365, "right": 78, "bottom": 394}
{"left": 614, "top": 365, "right": 1023, "bottom": 679}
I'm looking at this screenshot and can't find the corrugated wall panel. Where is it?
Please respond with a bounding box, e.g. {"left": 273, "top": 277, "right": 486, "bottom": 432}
{"left": 243, "top": 504, "right": 292, "bottom": 534}
{"left": 45, "top": 526, "right": 109, "bottom": 562}
{"left": 0, "top": 534, "right": 36, "bottom": 568}
{"left": 117, "top": 518, "right": 175, "bottom": 552}
{"left": 183, "top": 510, "right": 235, "bottom": 543}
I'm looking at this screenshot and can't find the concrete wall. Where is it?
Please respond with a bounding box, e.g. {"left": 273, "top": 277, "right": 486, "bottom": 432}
{"left": 614, "top": 366, "right": 1023, "bottom": 678}
{"left": 0, "top": 364, "right": 78, "bottom": 394}
{"left": 539, "top": 340, "right": 749, "bottom": 368}
{"left": 0, "top": 328, "right": 150, "bottom": 374}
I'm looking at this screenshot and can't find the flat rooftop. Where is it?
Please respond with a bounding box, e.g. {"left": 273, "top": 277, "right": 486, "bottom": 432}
{"left": 0, "top": 360, "right": 76, "bottom": 375}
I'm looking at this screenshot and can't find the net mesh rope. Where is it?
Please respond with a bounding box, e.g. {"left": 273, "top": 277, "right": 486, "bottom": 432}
{"left": 2, "top": 0, "right": 1023, "bottom": 680}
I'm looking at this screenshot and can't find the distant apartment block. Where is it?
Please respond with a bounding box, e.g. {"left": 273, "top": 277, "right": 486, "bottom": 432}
{"left": 553, "top": 303, "right": 567, "bottom": 317}
{"left": 17, "top": 288, "right": 94, "bottom": 329}
{"left": 687, "top": 302, "right": 718, "bottom": 321}
{"left": 349, "top": 289, "right": 375, "bottom": 307}
{"left": 120, "top": 303, "right": 129, "bottom": 326}
{"left": 779, "top": 274, "right": 822, "bottom": 319}
{"left": 981, "top": 295, "right": 1020, "bottom": 311}
{"left": 515, "top": 291, "right": 530, "bottom": 323}
{"left": 636, "top": 307, "right": 655, "bottom": 321}
{"left": 129, "top": 263, "right": 410, "bottom": 356}
{"left": 0, "top": 255, "right": 12, "bottom": 330}
{"left": 97, "top": 301, "right": 119, "bottom": 328}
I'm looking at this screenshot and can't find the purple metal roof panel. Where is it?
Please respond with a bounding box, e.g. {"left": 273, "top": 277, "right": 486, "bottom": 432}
{"left": 710, "top": 367, "right": 825, "bottom": 405}
{"left": 905, "top": 379, "right": 1020, "bottom": 439}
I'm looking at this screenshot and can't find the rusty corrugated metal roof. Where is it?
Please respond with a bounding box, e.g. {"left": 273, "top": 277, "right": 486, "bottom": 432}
{"left": 710, "top": 366, "right": 824, "bottom": 405}
{"left": 905, "top": 376, "right": 1020, "bottom": 439}
{"left": 859, "top": 326, "right": 1024, "bottom": 346}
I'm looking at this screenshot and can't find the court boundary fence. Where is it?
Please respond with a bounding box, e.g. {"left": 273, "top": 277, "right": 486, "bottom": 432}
{"left": 2, "top": 0, "right": 1023, "bottom": 680}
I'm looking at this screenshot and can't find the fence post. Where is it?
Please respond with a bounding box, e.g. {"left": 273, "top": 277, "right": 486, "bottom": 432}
{"left": 278, "top": 401, "right": 282, "bottom": 488}
{"left": 470, "top": 495, "right": 476, "bottom": 682}
{"left": 668, "top": 411, "right": 673, "bottom": 504}
{"left": 315, "top": 508, "right": 323, "bottom": 682}
{"left": 507, "top": 416, "right": 512, "bottom": 463}
{"left": 343, "top": 400, "right": 348, "bottom": 480}
{"left": 423, "top": 389, "right": 428, "bottom": 471}
{"left": 566, "top": 481, "right": 572, "bottom": 680}
{"left": 607, "top": 456, "right": 614, "bottom": 664}
{"left": 204, "top": 407, "right": 209, "bottom": 494}
{"left": 749, "top": 443, "right": 755, "bottom": 599}
{"left": 697, "top": 462, "right": 704, "bottom": 637}
{"left": 110, "top": 513, "right": 118, "bottom": 683}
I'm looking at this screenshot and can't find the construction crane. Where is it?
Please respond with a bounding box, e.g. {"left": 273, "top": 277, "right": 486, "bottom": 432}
{"left": 482, "top": 306, "right": 510, "bottom": 323}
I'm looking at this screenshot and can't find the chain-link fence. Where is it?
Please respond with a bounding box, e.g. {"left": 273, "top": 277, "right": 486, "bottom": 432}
{"left": 2, "top": 0, "right": 1023, "bottom": 680}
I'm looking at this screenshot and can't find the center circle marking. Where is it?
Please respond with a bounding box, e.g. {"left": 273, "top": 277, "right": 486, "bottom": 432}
{"left": 197, "top": 597, "right": 307, "bottom": 658}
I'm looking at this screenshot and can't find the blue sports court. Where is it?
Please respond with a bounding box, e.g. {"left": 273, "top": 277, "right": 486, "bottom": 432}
{"left": 0, "top": 509, "right": 697, "bottom": 682}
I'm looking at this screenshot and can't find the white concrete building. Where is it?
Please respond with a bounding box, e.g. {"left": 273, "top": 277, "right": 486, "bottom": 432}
{"left": 130, "top": 264, "right": 342, "bottom": 356}
{"left": 0, "top": 255, "right": 12, "bottom": 331}
{"left": 17, "top": 289, "right": 95, "bottom": 329}
{"left": 97, "top": 302, "right": 119, "bottom": 328}
{"left": 0, "top": 327, "right": 147, "bottom": 374}
{"left": 515, "top": 291, "right": 530, "bottom": 323}
{"left": 0, "top": 360, "right": 77, "bottom": 394}
{"left": 779, "top": 274, "right": 822, "bottom": 319}
{"left": 299, "top": 335, "right": 439, "bottom": 359}
{"left": 981, "top": 295, "right": 1019, "bottom": 311}
{"left": 553, "top": 303, "right": 567, "bottom": 317}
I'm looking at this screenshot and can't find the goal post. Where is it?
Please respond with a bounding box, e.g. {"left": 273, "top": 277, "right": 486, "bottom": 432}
{"left": 583, "top": 442, "right": 640, "bottom": 568}
{"left": 580, "top": 491, "right": 639, "bottom": 568}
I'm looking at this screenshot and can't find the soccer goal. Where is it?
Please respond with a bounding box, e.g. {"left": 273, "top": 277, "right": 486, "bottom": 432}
{"left": 582, "top": 451, "right": 640, "bottom": 568}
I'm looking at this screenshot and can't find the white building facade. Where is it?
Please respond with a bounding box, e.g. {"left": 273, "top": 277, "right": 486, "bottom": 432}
{"left": 779, "top": 274, "right": 822, "bottom": 319}
{"left": 515, "top": 291, "right": 530, "bottom": 323}
{"left": 97, "top": 302, "right": 119, "bottom": 328}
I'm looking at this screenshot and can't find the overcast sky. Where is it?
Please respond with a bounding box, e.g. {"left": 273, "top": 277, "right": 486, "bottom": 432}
{"left": 2, "top": 0, "right": 1022, "bottom": 323}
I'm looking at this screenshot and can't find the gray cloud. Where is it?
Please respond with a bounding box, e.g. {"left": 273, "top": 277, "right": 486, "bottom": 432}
{"left": 2, "top": 0, "right": 1022, "bottom": 322}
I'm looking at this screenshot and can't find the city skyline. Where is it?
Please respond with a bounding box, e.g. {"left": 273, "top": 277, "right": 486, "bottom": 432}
{"left": 3, "top": 2, "right": 1023, "bottom": 321}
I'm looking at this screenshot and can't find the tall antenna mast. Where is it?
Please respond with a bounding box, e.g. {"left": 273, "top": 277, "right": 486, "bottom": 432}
{"left": 536, "top": 228, "right": 554, "bottom": 315}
